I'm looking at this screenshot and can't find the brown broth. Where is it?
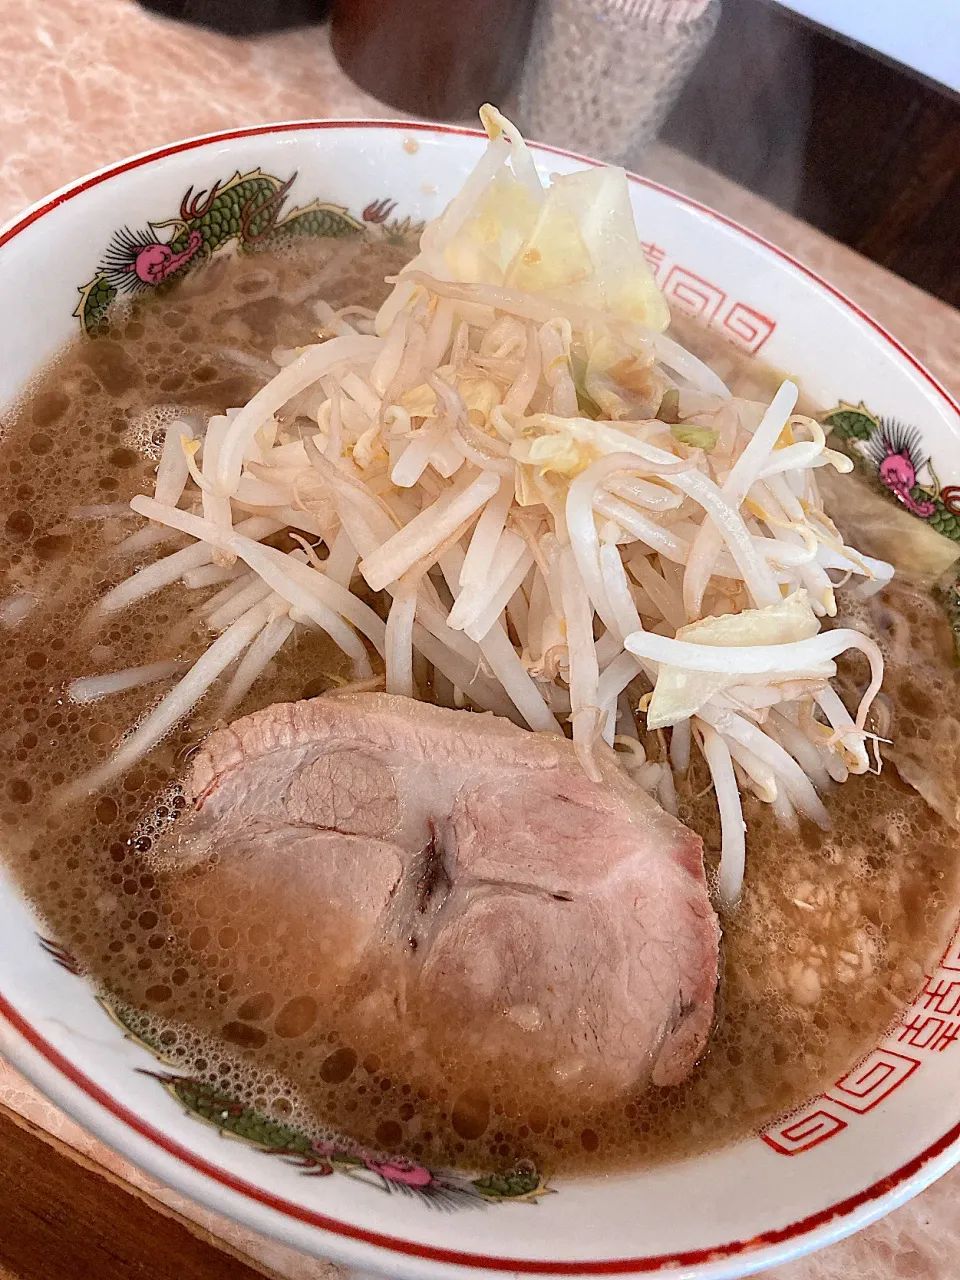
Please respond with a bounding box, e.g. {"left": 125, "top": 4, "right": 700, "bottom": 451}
{"left": 0, "top": 240, "right": 958, "bottom": 1179}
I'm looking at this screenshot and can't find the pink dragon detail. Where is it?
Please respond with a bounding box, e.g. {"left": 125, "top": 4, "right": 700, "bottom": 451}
{"left": 864, "top": 420, "right": 937, "bottom": 517}
{"left": 122, "top": 229, "right": 203, "bottom": 286}
{"left": 101, "top": 223, "right": 205, "bottom": 294}
{"left": 364, "top": 1157, "right": 435, "bottom": 1187}
{"left": 311, "top": 1137, "right": 436, "bottom": 1189}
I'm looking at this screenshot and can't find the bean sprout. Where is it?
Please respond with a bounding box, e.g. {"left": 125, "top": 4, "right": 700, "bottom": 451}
{"left": 76, "top": 107, "right": 892, "bottom": 907}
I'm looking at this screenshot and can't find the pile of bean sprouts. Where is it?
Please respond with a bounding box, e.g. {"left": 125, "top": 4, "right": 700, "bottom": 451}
{"left": 69, "top": 108, "right": 892, "bottom": 906}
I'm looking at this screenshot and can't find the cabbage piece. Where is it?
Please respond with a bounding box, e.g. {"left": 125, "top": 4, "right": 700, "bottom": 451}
{"left": 443, "top": 169, "right": 543, "bottom": 286}
{"left": 671, "top": 423, "right": 719, "bottom": 452}
{"left": 399, "top": 383, "right": 438, "bottom": 417}
{"left": 379, "top": 109, "right": 669, "bottom": 337}
{"left": 511, "top": 429, "right": 599, "bottom": 480}
{"left": 459, "top": 375, "right": 503, "bottom": 422}
{"left": 438, "top": 133, "right": 669, "bottom": 332}
{"left": 581, "top": 327, "right": 665, "bottom": 420}
{"left": 400, "top": 375, "right": 501, "bottom": 424}
{"left": 506, "top": 166, "right": 670, "bottom": 332}
{"left": 646, "top": 591, "right": 822, "bottom": 729}
{"left": 510, "top": 424, "right": 592, "bottom": 520}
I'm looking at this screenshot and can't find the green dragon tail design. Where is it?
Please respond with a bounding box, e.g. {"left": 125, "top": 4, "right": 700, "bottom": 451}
{"left": 73, "top": 167, "right": 401, "bottom": 336}
{"left": 88, "top": 984, "right": 551, "bottom": 1209}
{"left": 139, "top": 1067, "right": 551, "bottom": 1207}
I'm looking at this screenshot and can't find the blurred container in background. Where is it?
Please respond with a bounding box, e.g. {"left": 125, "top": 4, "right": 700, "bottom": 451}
{"left": 330, "top": 0, "right": 538, "bottom": 119}
{"left": 516, "top": 0, "right": 720, "bottom": 167}
{"left": 138, "top": 0, "right": 329, "bottom": 36}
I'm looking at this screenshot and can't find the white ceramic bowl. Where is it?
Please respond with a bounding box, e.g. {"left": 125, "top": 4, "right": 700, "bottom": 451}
{"left": 1, "top": 121, "right": 959, "bottom": 1280}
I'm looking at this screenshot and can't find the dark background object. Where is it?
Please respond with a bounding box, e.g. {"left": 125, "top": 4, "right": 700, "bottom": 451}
{"left": 330, "top": 0, "right": 539, "bottom": 120}
{"left": 0, "top": 1102, "right": 266, "bottom": 1280}
{"left": 138, "top": 0, "right": 329, "bottom": 36}
{"left": 138, "top": 0, "right": 960, "bottom": 307}
{"left": 660, "top": 0, "right": 960, "bottom": 308}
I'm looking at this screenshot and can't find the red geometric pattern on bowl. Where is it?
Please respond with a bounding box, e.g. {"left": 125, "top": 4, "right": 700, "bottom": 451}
{"left": 641, "top": 242, "right": 776, "bottom": 355}
{"left": 660, "top": 264, "right": 727, "bottom": 324}
{"left": 762, "top": 918, "right": 960, "bottom": 1155}
{"left": 639, "top": 240, "right": 666, "bottom": 273}
{"left": 718, "top": 301, "right": 776, "bottom": 355}
{"left": 829, "top": 1049, "right": 921, "bottom": 1114}
{"left": 761, "top": 1108, "right": 848, "bottom": 1157}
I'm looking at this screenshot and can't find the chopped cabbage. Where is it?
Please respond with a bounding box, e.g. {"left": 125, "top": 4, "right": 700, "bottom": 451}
{"left": 429, "top": 108, "right": 670, "bottom": 334}
{"left": 646, "top": 591, "right": 822, "bottom": 729}
{"left": 581, "top": 327, "right": 665, "bottom": 421}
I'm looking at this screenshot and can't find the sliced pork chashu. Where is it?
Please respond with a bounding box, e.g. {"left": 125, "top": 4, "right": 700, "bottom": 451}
{"left": 180, "top": 693, "right": 721, "bottom": 1091}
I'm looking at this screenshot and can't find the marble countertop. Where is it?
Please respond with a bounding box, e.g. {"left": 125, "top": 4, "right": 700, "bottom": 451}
{"left": 1, "top": 1, "right": 959, "bottom": 1277}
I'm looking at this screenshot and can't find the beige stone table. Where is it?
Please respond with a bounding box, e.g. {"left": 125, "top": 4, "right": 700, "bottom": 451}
{"left": 0, "top": 2, "right": 958, "bottom": 1277}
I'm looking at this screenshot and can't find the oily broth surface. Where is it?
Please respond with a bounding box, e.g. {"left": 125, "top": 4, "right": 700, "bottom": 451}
{"left": 0, "top": 242, "right": 958, "bottom": 1178}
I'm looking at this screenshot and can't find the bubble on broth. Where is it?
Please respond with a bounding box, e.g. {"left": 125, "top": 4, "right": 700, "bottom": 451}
{"left": 0, "top": 237, "right": 957, "bottom": 1178}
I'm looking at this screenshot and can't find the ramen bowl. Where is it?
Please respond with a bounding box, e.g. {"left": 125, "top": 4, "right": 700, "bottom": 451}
{"left": 0, "top": 121, "right": 959, "bottom": 1280}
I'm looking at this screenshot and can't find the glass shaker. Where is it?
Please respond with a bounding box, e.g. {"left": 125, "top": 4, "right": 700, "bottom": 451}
{"left": 515, "top": 0, "right": 721, "bottom": 167}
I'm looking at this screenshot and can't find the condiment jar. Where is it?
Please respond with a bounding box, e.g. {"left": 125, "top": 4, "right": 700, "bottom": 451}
{"left": 331, "top": 0, "right": 539, "bottom": 119}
